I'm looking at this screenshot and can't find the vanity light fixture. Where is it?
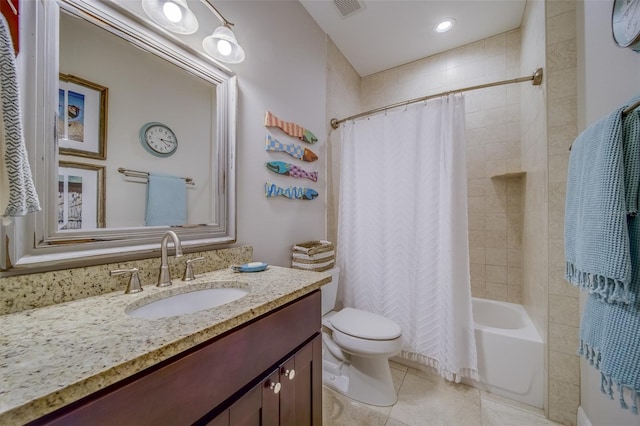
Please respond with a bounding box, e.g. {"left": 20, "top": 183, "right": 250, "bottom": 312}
{"left": 435, "top": 18, "right": 456, "bottom": 33}
{"left": 141, "top": 0, "right": 199, "bottom": 34}
{"left": 201, "top": 2, "right": 246, "bottom": 64}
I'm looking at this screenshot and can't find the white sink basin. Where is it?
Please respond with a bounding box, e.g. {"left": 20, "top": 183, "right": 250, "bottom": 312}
{"left": 127, "top": 286, "right": 249, "bottom": 319}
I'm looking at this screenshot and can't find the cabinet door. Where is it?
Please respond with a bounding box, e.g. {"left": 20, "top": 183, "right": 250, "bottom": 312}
{"left": 206, "top": 383, "right": 262, "bottom": 426}
{"left": 279, "top": 335, "right": 322, "bottom": 426}
{"left": 262, "top": 369, "right": 281, "bottom": 426}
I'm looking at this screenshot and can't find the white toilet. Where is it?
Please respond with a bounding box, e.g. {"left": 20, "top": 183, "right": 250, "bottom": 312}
{"left": 321, "top": 267, "right": 403, "bottom": 406}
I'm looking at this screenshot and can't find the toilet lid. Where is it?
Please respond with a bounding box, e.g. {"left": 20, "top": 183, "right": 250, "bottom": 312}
{"left": 329, "top": 307, "right": 402, "bottom": 340}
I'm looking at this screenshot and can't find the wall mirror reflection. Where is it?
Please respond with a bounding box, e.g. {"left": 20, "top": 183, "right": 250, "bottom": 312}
{"left": 58, "top": 10, "right": 216, "bottom": 228}
{"left": 1, "top": 0, "right": 236, "bottom": 273}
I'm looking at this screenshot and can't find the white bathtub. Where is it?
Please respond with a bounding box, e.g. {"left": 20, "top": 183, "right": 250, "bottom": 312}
{"left": 465, "top": 297, "right": 544, "bottom": 408}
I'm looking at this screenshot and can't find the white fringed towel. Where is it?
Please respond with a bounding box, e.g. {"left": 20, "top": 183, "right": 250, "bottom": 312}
{"left": 0, "top": 14, "right": 40, "bottom": 223}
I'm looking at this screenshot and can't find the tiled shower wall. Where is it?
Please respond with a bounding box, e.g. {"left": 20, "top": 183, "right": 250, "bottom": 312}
{"left": 359, "top": 30, "right": 525, "bottom": 304}
{"left": 545, "top": 1, "right": 581, "bottom": 424}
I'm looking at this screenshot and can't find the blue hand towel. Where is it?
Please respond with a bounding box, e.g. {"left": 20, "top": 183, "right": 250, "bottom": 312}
{"left": 564, "top": 96, "right": 640, "bottom": 304}
{"left": 145, "top": 173, "right": 186, "bottom": 226}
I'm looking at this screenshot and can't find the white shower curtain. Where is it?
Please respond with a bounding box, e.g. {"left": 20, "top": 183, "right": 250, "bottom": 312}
{"left": 337, "top": 94, "right": 478, "bottom": 382}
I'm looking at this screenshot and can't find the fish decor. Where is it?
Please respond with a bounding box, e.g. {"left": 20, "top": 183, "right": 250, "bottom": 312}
{"left": 266, "top": 161, "right": 318, "bottom": 182}
{"left": 265, "top": 135, "right": 318, "bottom": 162}
{"left": 265, "top": 110, "right": 318, "bottom": 144}
{"left": 265, "top": 182, "right": 318, "bottom": 200}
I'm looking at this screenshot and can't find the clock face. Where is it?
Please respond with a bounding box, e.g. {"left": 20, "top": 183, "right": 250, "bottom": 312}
{"left": 140, "top": 122, "right": 178, "bottom": 157}
{"left": 613, "top": 0, "right": 640, "bottom": 49}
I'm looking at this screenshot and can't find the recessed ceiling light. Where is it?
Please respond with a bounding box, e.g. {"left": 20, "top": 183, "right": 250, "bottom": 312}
{"left": 435, "top": 18, "right": 456, "bottom": 33}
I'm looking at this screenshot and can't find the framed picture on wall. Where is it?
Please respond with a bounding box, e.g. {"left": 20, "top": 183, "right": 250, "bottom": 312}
{"left": 58, "top": 161, "right": 105, "bottom": 230}
{"left": 58, "top": 73, "right": 108, "bottom": 160}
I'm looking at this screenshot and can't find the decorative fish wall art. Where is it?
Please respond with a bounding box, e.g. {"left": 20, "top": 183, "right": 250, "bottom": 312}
{"left": 265, "top": 110, "right": 318, "bottom": 144}
{"left": 266, "top": 161, "right": 318, "bottom": 182}
{"left": 265, "top": 135, "right": 318, "bottom": 162}
{"left": 265, "top": 182, "right": 318, "bottom": 200}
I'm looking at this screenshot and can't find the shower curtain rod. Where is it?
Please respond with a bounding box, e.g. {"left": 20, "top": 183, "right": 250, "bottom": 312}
{"left": 329, "top": 68, "right": 544, "bottom": 129}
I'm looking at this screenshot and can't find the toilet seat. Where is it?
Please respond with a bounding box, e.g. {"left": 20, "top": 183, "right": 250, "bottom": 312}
{"left": 329, "top": 307, "right": 402, "bottom": 340}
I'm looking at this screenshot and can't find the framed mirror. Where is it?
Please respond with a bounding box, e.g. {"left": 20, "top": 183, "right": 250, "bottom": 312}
{"left": 1, "top": 0, "right": 236, "bottom": 273}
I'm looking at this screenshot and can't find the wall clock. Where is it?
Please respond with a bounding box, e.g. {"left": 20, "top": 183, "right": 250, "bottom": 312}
{"left": 612, "top": 0, "right": 640, "bottom": 51}
{"left": 139, "top": 122, "right": 178, "bottom": 157}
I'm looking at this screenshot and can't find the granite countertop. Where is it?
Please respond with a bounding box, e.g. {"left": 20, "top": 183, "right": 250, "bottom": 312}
{"left": 0, "top": 266, "right": 331, "bottom": 425}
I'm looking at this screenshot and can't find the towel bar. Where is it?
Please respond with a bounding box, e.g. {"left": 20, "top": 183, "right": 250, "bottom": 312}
{"left": 117, "top": 167, "right": 194, "bottom": 185}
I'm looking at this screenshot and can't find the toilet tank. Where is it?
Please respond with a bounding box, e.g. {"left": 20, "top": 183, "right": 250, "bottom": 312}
{"left": 321, "top": 267, "right": 340, "bottom": 315}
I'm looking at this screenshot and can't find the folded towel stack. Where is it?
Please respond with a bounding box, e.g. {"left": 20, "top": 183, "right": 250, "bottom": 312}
{"left": 291, "top": 240, "right": 335, "bottom": 272}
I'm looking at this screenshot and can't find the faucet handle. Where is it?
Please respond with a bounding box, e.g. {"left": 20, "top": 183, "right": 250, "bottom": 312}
{"left": 182, "top": 257, "right": 205, "bottom": 281}
{"left": 111, "top": 268, "right": 143, "bottom": 294}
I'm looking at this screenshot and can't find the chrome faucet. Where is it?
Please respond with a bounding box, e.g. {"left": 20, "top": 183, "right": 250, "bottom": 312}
{"left": 157, "top": 230, "right": 183, "bottom": 287}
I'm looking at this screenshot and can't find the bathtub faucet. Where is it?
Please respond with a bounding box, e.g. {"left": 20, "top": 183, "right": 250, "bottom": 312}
{"left": 157, "top": 230, "right": 183, "bottom": 287}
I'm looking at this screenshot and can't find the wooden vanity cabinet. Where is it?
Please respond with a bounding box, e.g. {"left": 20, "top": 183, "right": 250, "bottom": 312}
{"left": 30, "top": 291, "right": 322, "bottom": 426}
{"left": 207, "top": 335, "right": 321, "bottom": 426}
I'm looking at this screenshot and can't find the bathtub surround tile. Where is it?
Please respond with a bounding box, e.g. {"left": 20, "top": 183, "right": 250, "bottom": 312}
{"left": 549, "top": 323, "right": 580, "bottom": 356}
{"left": 485, "top": 159, "right": 508, "bottom": 178}
{"left": 549, "top": 295, "right": 579, "bottom": 326}
{"left": 485, "top": 248, "right": 507, "bottom": 267}
{"left": 549, "top": 351, "right": 580, "bottom": 386}
{"left": 485, "top": 229, "right": 507, "bottom": 249}
{"left": 486, "top": 265, "right": 507, "bottom": 284}
{"left": 485, "top": 191, "right": 508, "bottom": 213}
{"left": 485, "top": 213, "right": 507, "bottom": 231}
{"left": 470, "top": 263, "right": 487, "bottom": 282}
{"left": 548, "top": 379, "right": 579, "bottom": 417}
{"left": 507, "top": 267, "right": 523, "bottom": 286}
{"left": 486, "top": 283, "right": 508, "bottom": 302}
{"left": 507, "top": 249, "right": 523, "bottom": 268}
{"left": 472, "top": 287, "right": 487, "bottom": 299}
{"left": 549, "top": 270, "right": 578, "bottom": 297}
{"left": 468, "top": 196, "right": 486, "bottom": 215}
{"left": 469, "top": 229, "right": 486, "bottom": 248}
{"left": 470, "top": 247, "right": 486, "bottom": 264}
{"left": 507, "top": 285, "right": 523, "bottom": 304}
{"left": 468, "top": 178, "right": 487, "bottom": 197}
{"left": 548, "top": 210, "right": 565, "bottom": 239}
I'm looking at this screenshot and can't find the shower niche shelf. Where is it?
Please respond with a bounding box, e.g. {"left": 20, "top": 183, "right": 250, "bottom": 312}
{"left": 490, "top": 171, "right": 526, "bottom": 179}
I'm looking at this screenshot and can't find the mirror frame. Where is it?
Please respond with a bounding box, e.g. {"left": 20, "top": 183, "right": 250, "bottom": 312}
{"left": 0, "top": 0, "right": 236, "bottom": 275}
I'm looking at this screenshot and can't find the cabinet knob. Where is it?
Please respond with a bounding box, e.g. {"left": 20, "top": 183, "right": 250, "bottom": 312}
{"left": 268, "top": 381, "right": 281, "bottom": 394}
{"left": 282, "top": 368, "right": 296, "bottom": 380}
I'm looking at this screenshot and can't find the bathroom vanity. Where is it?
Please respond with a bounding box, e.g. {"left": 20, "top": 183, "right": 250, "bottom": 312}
{"left": 0, "top": 266, "right": 330, "bottom": 425}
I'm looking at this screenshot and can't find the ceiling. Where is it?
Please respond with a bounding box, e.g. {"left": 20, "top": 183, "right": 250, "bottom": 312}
{"left": 299, "top": 0, "right": 527, "bottom": 77}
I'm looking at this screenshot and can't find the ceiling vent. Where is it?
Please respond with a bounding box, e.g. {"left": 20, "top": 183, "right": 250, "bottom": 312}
{"left": 333, "top": 0, "right": 366, "bottom": 18}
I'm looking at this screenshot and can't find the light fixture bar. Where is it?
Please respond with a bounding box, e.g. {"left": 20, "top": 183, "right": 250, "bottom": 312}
{"left": 200, "top": 0, "right": 234, "bottom": 27}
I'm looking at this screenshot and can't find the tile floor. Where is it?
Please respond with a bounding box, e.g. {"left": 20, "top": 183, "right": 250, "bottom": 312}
{"left": 323, "top": 361, "right": 565, "bottom": 426}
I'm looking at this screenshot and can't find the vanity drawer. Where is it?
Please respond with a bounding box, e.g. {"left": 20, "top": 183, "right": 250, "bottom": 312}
{"left": 30, "top": 290, "right": 321, "bottom": 426}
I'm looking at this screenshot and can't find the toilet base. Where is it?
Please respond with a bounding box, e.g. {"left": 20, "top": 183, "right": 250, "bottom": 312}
{"left": 322, "top": 354, "right": 397, "bottom": 407}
